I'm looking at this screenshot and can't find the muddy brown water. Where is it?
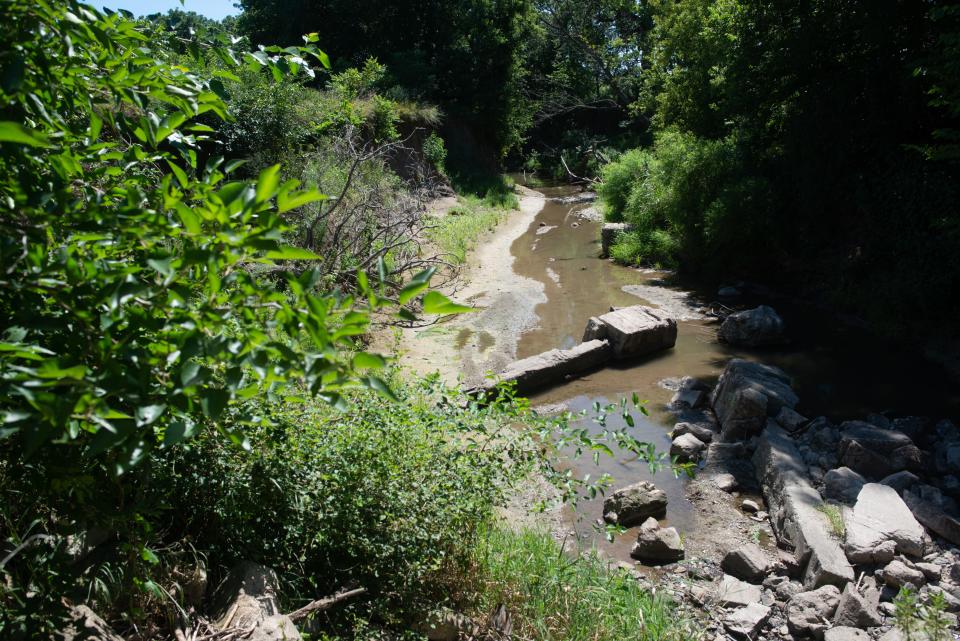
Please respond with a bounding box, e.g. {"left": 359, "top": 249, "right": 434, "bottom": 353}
{"left": 507, "top": 182, "right": 960, "bottom": 561}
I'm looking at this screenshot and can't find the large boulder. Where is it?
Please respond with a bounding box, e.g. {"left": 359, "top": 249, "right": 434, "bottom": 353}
{"left": 602, "top": 481, "right": 668, "bottom": 527}
{"left": 59, "top": 605, "right": 124, "bottom": 641}
{"left": 480, "top": 339, "right": 612, "bottom": 396}
{"left": 723, "top": 603, "right": 772, "bottom": 640}
{"left": 711, "top": 359, "right": 799, "bottom": 441}
{"left": 721, "top": 543, "right": 773, "bottom": 583}
{"left": 630, "top": 517, "right": 684, "bottom": 563}
{"left": 833, "top": 583, "right": 882, "bottom": 628}
{"left": 716, "top": 574, "right": 764, "bottom": 607}
{"left": 672, "top": 421, "right": 715, "bottom": 443}
{"left": 582, "top": 305, "right": 677, "bottom": 360}
{"left": 600, "top": 222, "right": 633, "bottom": 257}
{"left": 840, "top": 421, "right": 914, "bottom": 453}
{"left": 880, "top": 559, "right": 926, "bottom": 589}
{"left": 718, "top": 305, "right": 787, "bottom": 347}
{"left": 823, "top": 467, "right": 867, "bottom": 506}
{"left": 670, "top": 432, "right": 707, "bottom": 463}
{"left": 786, "top": 585, "right": 842, "bottom": 639}
{"left": 843, "top": 483, "right": 925, "bottom": 563}
{"left": 824, "top": 628, "right": 871, "bottom": 641}
{"left": 903, "top": 490, "right": 960, "bottom": 545}
{"left": 753, "top": 425, "right": 854, "bottom": 588}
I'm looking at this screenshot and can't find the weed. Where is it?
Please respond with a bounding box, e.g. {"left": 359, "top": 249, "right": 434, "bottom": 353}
{"left": 815, "top": 502, "right": 845, "bottom": 539}
{"left": 463, "top": 525, "right": 701, "bottom": 641}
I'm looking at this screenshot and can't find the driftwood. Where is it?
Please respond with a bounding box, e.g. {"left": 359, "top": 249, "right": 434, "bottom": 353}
{"left": 285, "top": 587, "right": 367, "bottom": 621}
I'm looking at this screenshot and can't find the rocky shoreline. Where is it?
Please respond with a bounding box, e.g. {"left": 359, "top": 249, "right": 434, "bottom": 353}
{"left": 606, "top": 351, "right": 960, "bottom": 641}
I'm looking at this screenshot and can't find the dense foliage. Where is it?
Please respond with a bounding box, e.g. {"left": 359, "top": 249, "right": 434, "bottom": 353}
{"left": 238, "top": 0, "right": 533, "bottom": 164}
{"left": 601, "top": 0, "right": 960, "bottom": 337}
{"left": 0, "top": 2, "right": 482, "bottom": 636}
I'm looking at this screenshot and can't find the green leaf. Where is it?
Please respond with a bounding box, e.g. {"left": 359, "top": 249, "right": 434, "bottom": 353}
{"left": 277, "top": 187, "right": 326, "bottom": 213}
{"left": 265, "top": 246, "right": 323, "bottom": 260}
{"left": 255, "top": 164, "right": 281, "bottom": 203}
{"left": 136, "top": 404, "right": 166, "bottom": 427}
{"left": 398, "top": 267, "right": 436, "bottom": 305}
{"left": 163, "top": 419, "right": 199, "bottom": 447}
{"left": 166, "top": 160, "right": 189, "bottom": 188}
{"left": 365, "top": 376, "right": 398, "bottom": 402}
{"left": 421, "top": 291, "right": 474, "bottom": 315}
{"left": 352, "top": 352, "right": 386, "bottom": 370}
{"left": 0, "top": 121, "right": 51, "bottom": 147}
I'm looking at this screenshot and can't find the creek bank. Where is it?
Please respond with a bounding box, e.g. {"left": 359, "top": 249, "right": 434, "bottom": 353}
{"left": 609, "top": 355, "right": 960, "bottom": 641}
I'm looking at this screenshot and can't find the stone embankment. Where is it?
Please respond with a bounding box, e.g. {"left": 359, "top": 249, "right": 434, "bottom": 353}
{"left": 471, "top": 304, "right": 677, "bottom": 396}
{"left": 607, "top": 350, "right": 960, "bottom": 640}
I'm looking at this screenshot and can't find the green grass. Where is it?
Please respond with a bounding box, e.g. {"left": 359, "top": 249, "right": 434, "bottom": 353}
{"left": 427, "top": 196, "right": 512, "bottom": 264}
{"left": 816, "top": 502, "right": 845, "bottom": 539}
{"left": 464, "top": 525, "right": 701, "bottom": 641}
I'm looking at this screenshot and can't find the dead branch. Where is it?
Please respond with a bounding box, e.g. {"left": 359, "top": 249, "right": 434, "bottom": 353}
{"left": 285, "top": 587, "right": 367, "bottom": 621}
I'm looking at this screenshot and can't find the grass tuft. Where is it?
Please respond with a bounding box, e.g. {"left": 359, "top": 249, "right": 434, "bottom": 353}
{"left": 462, "top": 525, "right": 701, "bottom": 641}
{"left": 816, "top": 502, "right": 845, "bottom": 539}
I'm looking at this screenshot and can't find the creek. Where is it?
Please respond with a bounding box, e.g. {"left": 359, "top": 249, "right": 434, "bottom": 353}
{"left": 505, "top": 182, "right": 960, "bottom": 562}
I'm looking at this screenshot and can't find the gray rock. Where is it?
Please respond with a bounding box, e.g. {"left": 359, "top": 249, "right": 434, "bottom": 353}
{"left": 712, "top": 359, "right": 799, "bottom": 441}
{"left": 833, "top": 583, "right": 882, "bottom": 628}
{"left": 840, "top": 439, "right": 897, "bottom": 479}
{"left": 723, "top": 603, "right": 772, "bottom": 640}
{"left": 600, "top": 222, "right": 632, "bottom": 257}
{"left": 840, "top": 421, "right": 914, "bottom": 454}
{"left": 742, "top": 499, "right": 760, "bottom": 513}
{"left": 824, "top": 627, "right": 870, "bottom": 641}
{"left": 602, "top": 481, "right": 668, "bottom": 527}
{"left": 877, "top": 628, "right": 907, "bottom": 641}
{"left": 718, "top": 305, "right": 787, "bottom": 347}
{"left": 59, "top": 605, "right": 124, "bottom": 641}
{"left": 479, "top": 339, "right": 612, "bottom": 396}
{"left": 754, "top": 425, "right": 855, "bottom": 588}
{"left": 630, "top": 517, "right": 684, "bottom": 563}
{"left": 843, "top": 483, "right": 925, "bottom": 562}
{"left": 890, "top": 445, "right": 926, "bottom": 473}
{"left": 880, "top": 559, "right": 926, "bottom": 589}
{"left": 717, "top": 574, "right": 764, "bottom": 607}
{"left": 672, "top": 388, "right": 705, "bottom": 409}
{"left": 670, "top": 432, "right": 707, "bottom": 463}
{"left": 673, "top": 421, "right": 715, "bottom": 443}
{"left": 892, "top": 417, "right": 927, "bottom": 442}
{"left": 722, "top": 543, "right": 772, "bottom": 582}
{"left": 823, "top": 467, "right": 867, "bottom": 505}
{"left": 903, "top": 490, "right": 960, "bottom": 546}
{"left": 714, "top": 472, "right": 739, "bottom": 492}
{"left": 582, "top": 305, "right": 677, "bottom": 360}
{"left": 880, "top": 471, "right": 920, "bottom": 494}
{"left": 786, "top": 585, "right": 842, "bottom": 639}
{"left": 915, "top": 562, "right": 942, "bottom": 582}
{"left": 777, "top": 406, "right": 809, "bottom": 433}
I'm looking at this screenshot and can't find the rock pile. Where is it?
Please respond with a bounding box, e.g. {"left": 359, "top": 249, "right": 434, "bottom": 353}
{"left": 651, "top": 358, "right": 960, "bottom": 641}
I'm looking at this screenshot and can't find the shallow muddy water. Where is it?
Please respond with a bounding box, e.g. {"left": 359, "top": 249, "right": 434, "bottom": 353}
{"left": 507, "top": 182, "right": 960, "bottom": 561}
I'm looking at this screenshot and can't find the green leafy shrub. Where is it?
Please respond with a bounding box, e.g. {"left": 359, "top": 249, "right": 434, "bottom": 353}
{"left": 598, "top": 148, "right": 650, "bottom": 222}
{"left": 370, "top": 95, "right": 401, "bottom": 143}
{"left": 423, "top": 132, "right": 448, "bottom": 175}
{"left": 0, "top": 3, "right": 474, "bottom": 636}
